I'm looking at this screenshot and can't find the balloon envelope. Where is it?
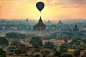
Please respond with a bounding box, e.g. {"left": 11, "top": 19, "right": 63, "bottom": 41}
{"left": 36, "top": 2, "right": 45, "bottom": 12}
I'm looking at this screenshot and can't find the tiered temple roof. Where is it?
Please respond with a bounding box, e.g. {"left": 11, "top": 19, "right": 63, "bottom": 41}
{"left": 33, "top": 16, "right": 46, "bottom": 30}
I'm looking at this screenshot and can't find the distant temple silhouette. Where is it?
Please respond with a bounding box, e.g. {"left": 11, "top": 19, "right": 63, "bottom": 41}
{"left": 47, "top": 20, "right": 50, "bottom": 23}
{"left": 73, "top": 23, "right": 79, "bottom": 31}
{"left": 33, "top": 16, "right": 46, "bottom": 30}
{"left": 57, "top": 20, "right": 62, "bottom": 24}
{"left": 26, "top": 18, "right": 29, "bottom": 22}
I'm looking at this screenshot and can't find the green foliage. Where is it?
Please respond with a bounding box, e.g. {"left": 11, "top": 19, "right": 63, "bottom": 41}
{"left": 69, "top": 38, "right": 82, "bottom": 46}
{"left": 17, "top": 44, "right": 27, "bottom": 53}
{"left": 28, "top": 34, "right": 36, "bottom": 38}
{"left": 39, "top": 36, "right": 54, "bottom": 39}
{"left": 62, "top": 43, "right": 70, "bottom": 48}
{"left": 83, "top": 51, "right": 86, "bottom": 57}
{"left": 0, "top": 48, "right": 6, "bottom": 57}
{"left": 41, "top": 49, "right": 50, "bottom": 54}
{"left": 0, "top": 37, "right": 9, "bottom": 48}
{"left": 76, "top": 32, "right": 84, "bottom": 37}
{"left": 82, "top": 39, "right": 86, "bottom": 45}
{"left": 50, "top": 32, "right": 59, "bottom": 38}
{"left": 6, "top": 32, "right": 26, "bottom": 39}
{"left": 33, "top": 48, "right": 40, "bottom": 52}
{"left": 71, "top": 45, "right": 76, "bottom": 49}
{"left": 62, "top": 53, "right": 72, "bottom": 57}
{"left": 7, "top": 52, "right": 13, "bottom": 55}
{"left": 62, "top": 34, "right": 69, "bottom": 43}
{"left": 29, "top": 36, "right": 43, "bottom": 46}
{"left": 32, "top": 50, "right": 34, "bottom": 54}
{"left": 73, "top": 49, "right": 80, "bottom": 56}
{"left": 60, "top": 45, "right": 68, "bottom": 53}
{"left": 14, "top": 48, "right": 21, "bottom": 55}
{"left": 26, "top": 45, "right": 29, "bottom": 50}
{"left": 43, "top": 41, "right": 55, "bottom": 49}
{"left": 54, "top": 51, "right": 61, "bottom": 56}
{"left": 35, "top": 54, "right": 40, "bottom": 57}
{"left": 60, "top": 31, "right": 73, "bottom": 38}
{"left": 7, "top": 46, "right": 15, "bottom": 52}
{"left": 52, "top": 48, "right": 57, "bottom": 52}
{"left": 33, "top": 42, "right": 40, "bottom": 48}
{"left": 10, "top": 40, "right": 18, "bottom": 46}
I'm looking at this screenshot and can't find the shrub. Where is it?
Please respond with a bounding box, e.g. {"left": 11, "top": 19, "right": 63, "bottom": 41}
{"left": 7, "top": 46, "right": 15, "bottom": 52}
{"left": 54, "top": 51, "right": 61, "bottom": 56}
{"left": 7, "top": 52, "right": 13, "bottom": 55}
{"left": 62, "top": 53, "right": 72, "bottom": 57}
{"left": 43, "top": 41, "right": 55, "bottom": 49}
{"left": 35, "top": 54, "right": 40, "bottom": 57}
{"left": 25, "top": 54, "right": 28, "bottom": 56}
{"left": 0, "top": 48, "right": 6, "bottom": 57}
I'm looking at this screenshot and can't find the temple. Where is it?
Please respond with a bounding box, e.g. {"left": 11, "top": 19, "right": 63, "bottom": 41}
{"left": 33, "top": 16, "right": 46, "bottom": 30}
{"left": 26, "top": 18, "right": 29, "bottom": 22}
{"left": 73, "top": 23, "right": 79, "bottom": 31}
{"left": 47, "top": 20, "right": 50, "bottom": 23}
{"left": 57, "top": 20, "right": 62, "bottom": 24}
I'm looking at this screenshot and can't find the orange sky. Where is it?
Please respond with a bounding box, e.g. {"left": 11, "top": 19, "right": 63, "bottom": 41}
{"left": 0, "top": 0, "right": 86, "bottom": 21}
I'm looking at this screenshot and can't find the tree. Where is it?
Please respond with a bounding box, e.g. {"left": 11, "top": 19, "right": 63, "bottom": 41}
{"left": 60, "top": 45, "right": 68, "bottom": 53}
{"left": 69, "top": 38, "right": 82, "bottom": 48}
{"left": 6, "top": 32, "right": 19, "bottom": 40}
{"left": 62, "top": 34, "right": 69, "bottom": 43}
{"left": 14, "top": 48, "right": 21, "bottom": 55}
{"left": 7, "top": 46, "right": 15, "bottom": 52}
{"left": 0, "top": 48, "right": 6, "bottom": 57}
{"left": 29, "top": 36, "right": 43, "bottom": 46}
{"left": 35, "top": 54, "right": 40, "bottom": 57}
{"left": 43, "top": 41, "right": 55, "bottom": 49}
{"left": 62, "top": 53, "right": 72, "bottom": 57}
{"left": 60, "top": 31, "right": 73, "bottom": 39}
{"left": 33, "top": 42, "right": 40, "bottom": 48}
{"left": 0, "top": 37, "right": 9, "bottom": 48}
{"left": 62, "top": 43, "right": 70, "bottom": 48}
{"left": 41, "top": 49, "right": 50, "bottom": 57}
{"left": 6, "top": 32, "right": 26, "bottom": 40}
{"left": 83, "top": 51, "right": 86, "bottom": 57}
{"left": 52, "top": 48, "right": 57, "bottom": 52}
{"left": 54, "top": 51, "right": 61, "bottom": 56}
{"left": 73, "top": 49, "right": 80, "bottom": 57}
{"left": 50, "top": 32, "right": 59, "bottom": 38}
{"left": 10, "top": 40, "right": 18, "bottom": 47}
{"left": 17, "top": 44, "right": 27, "bottom": 53}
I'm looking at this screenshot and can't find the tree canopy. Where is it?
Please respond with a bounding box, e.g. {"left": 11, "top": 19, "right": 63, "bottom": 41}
{"left": 59, "top": 45, "right": 68, "bottom": 53}
{"left": 0, "top": 37, "right": 9, "bottom": 48}
{"left": 6, "top": 32, "right": 26, "bottom": 39}
{"left": 62, "top": 34, "right": 69, "bottom": 43}
{"left": 43, "top": 41, "right": 55, "bottom": 49}
{"left": 29, "top": 36, "right": 43, "bottom": 46}
{"left": 60, "top": 31, "right": 73, "bottom": 38}
{"left": 0, "top": 48, "right": 6, "bottom": 57}
{"left": 10, "top": 40, "right": 19, "bottom": 47}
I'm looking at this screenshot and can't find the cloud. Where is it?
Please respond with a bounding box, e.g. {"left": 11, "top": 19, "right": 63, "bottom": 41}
{"left": 0, "top": 6, "right": 1, "bottom": 8}
{"left": 60, "top": 4, "right": 81, "bottom": 8}
{"left": 45, "top": 0, "right": 86, "bottom": 6}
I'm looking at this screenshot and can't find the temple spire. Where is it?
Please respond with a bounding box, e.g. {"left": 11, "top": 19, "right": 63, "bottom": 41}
{"left": 75, "top": 23, "right": 77, "bottom": 28}
{"left": 39, "top": 16, "right": 42, "bottom": 21}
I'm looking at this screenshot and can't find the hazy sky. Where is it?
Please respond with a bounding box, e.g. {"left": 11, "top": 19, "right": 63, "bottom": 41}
{"left": 0, "top": 0, "right": 86, "bottom": 21}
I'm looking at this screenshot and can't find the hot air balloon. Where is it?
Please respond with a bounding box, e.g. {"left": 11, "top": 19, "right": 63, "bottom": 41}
{"left": 36, "top": 2, "right": 45, "bottom": 13}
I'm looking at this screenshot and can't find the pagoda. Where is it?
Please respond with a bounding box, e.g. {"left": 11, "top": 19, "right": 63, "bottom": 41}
{"left": 73, "top": 23, "right": 79, "bottom": 31}
{"left": 33, "top": 16, "right": 46, "bottom": 30}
